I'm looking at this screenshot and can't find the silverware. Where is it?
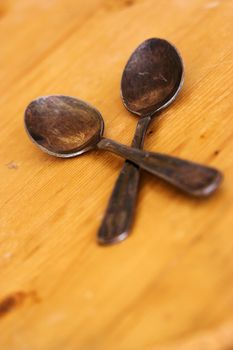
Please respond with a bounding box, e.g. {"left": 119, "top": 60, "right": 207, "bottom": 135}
{"left": 24, "top": 95, "right": 222, "bottom": 238}
{"left": 98, "top": 38, "right": 185, "bottom": 244}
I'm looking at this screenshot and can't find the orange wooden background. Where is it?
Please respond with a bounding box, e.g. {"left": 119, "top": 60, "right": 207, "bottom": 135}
{"left": 0, "top": 0, "right": 233, "bottom": 349}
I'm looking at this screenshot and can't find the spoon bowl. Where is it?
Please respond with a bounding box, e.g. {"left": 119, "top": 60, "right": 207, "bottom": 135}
{"left": 121, "top": 38, "right": 184, "bottom": 117}
{"left": 24, "top": 95, "right": 104, "bottom": 157}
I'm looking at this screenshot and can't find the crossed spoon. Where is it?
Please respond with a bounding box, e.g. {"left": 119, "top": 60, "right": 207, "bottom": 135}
{"left": 98, "top": 38, "right": 185, "bottom": 244}
{"left": 25, "top": 93, "right": 222, "bottom": 231}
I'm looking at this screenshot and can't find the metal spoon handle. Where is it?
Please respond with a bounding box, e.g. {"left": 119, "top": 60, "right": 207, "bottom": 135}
{"left": 97, "top": 137, "right": 222, "bottom": 197}
{"left": 97, "top": 116, "right": 151, "bottom": 245}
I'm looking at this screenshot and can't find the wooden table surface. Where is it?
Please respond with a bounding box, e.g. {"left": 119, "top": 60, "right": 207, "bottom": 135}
{"left": 1, "top": 0, "right": 233, "bottom": 349}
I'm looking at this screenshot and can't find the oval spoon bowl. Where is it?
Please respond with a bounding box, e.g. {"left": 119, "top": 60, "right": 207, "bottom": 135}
{"left": 24, "top": 95, "right": 104, "bottom": 158}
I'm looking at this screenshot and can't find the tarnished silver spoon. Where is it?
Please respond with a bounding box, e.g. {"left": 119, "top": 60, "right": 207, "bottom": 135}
{"left": 98, "top": 38, "right": 184, "bottom": 244}
{"left": 98, "top": 38, "right": 221, "bottom": 245}
{"left": 24, "top": 95, "right": 222, "bottom": 237}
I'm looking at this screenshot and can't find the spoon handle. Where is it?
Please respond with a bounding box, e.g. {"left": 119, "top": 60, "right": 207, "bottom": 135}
{"left": 97, "top": 116, "right": 151, "bottom": 245}
{"left": 97, "top": 137, "right": 223, "bottom": 197}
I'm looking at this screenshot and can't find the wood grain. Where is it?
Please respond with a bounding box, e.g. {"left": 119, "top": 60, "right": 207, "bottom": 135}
{"left": 0, "top": 0, "right": 233, "bottom": 349}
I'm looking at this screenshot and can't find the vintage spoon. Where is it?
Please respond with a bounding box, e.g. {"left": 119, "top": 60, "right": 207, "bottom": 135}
{"left": 24, "top": 95, "right": 222, "bottom": 210}
{"left": 98, "top": 38, "right": 185, "bottom": 244}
